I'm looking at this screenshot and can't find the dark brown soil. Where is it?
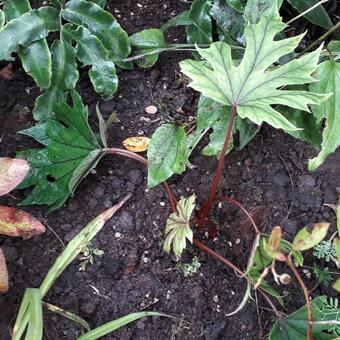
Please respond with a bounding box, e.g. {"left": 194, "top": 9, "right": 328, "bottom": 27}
{"left": 1, "top": 1, "right": 339, "bottom": 340}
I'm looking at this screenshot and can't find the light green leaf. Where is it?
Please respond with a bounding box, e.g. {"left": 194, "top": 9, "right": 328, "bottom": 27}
{"left": 186, "top": 0, "right": 212, "bottom": 57}
{"left": 62, "top": 0, "right": 130, "bottom": 59}
{"left": 33, "top": 39, "right": 79, "bottom": 121}
{"left": 287, "top": 0, "right": 333, "bottom": 29}
{"left": 164, "top": 195, "right": 195, "bottom": 259}
{"left": 147, "top": 124, "right": 186, "bottom": 188}
{"left": 18, "top": 91, "right": 101, "bottom": 211}
{"left": 3, "top": 0, "right": 52, "bottom": 89}
{"left": 180, "top": 5, "right": 327, "bottom": 133}
{"left": 90, "top": 0, "right": 107, "bottom": 8}
{"left": 293, "top": 223, "right": 330, "bottom": 251}
{"left": 244, "top": 0, "right": 283, "bottom": 24}
{"left": 0, "top": 10, "right": 4, "bottom": 28}
{"left": 309, "top": 60, "right": 340, "bottom": 170}
{"left": 78, "top": 312, "right": 170, "bottom": 340}
{"left": 130, "top": 29, "right": 167, "bottom": 68}
{"left": 160, "top": 11, "right": 191, "bottom": 31}
{"left": 0, "top": 6, "right": 59, "bottom": 61}
{"left": 63, "top": 24, "right": 117, "bottom": 100}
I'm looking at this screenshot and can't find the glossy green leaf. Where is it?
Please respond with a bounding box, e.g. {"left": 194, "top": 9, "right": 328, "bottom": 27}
{"left": 244, "top": 0, "right": 283, "bottom": 24}
{"left": 78, "top": 312, "right": 169, "bottom": 340}
{"left": 225, "top": 0, "right": 244, "bottom": 12}
{"left": 49, "top": 0, "right": 61, "bottom": 9}
{"left": 293, "top": 223, "right": 330, "bottom": 251}
{"left": 210, "top": 0, "right": 245, "bottom": 42}
{"left": 90, "top": 0, "right": 107, "bottom": 8}
{"left": 0, "top": 6, "right": 59, "bottom": 61}
{"left": 280, "top": 106, "right": 322, "bottom": 149}
{"left": 63, "top": 24, "right": 118, "bottom": 100}
{"left": 18, "top": 91, "right": 101, "bottom": 211}
{"left": 309, "top": 60, "right": 340, "bottom": 170}
{"left": 180, "top": 5, "right": 327, "bottom": 133}
{"left": 3, "top": 0, "right": 53, "bottom": 89}
{"left": 328, "top": 40, "right": 340, "bottom": 53}
{"left": 269, "top": 296, "right": 340, "bottom": 340}
{"left": 62, "top": 0, "right": 130, "bottom": 59}
{"left": 160, "top": 11, "right": 192, "bottom": 31}
{"left": 287, "top": 0, "right": 333, "bottom": 29}
{"left": 164, "top": 195, "right": 195, "bottom": 259}
{"left": 186, "top": 0, "right": 212, "bottom": 56}
{"left": 130, "top": 29, "right": 167, "bottom": 68}
{"left": 33, "top": 39, "right": 78, "bottom": 121}
{"left": 147, "top": 124, "right": 186, "bottom": 188}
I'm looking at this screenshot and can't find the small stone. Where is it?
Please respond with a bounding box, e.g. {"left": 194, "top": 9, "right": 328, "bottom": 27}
{"left": 244, "top": 158, "right": 253, "bottom": 167}
{"left": 126, "top": 169, "right": 143, "bottom": 185}
{"left": 93, "top": 185, "right": 105, "bottom": 198}
{"left": 145, "top": 105, "right": 157, "bottom": 114}
{"left": 88, "top": 198, "right": 98, "bottom": 209}
{"left": 115, "top": 232, "right": 122, "bottom": 238}
{"left": 60, "top": 223, "right": 72, "bottom": 231}
{"left": 118, "top": 211, "right": 134, "bottom": 231}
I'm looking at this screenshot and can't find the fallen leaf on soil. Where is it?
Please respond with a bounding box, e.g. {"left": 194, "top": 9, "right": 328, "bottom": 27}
{"left": 0, "top": 206, "right": 45, "bottom": 240}
{"left": 0, "top": 248, "right": 8, "bottom": 293}
{"left": 0, "top": 157, "right": 29, "bottom": 196}
{"left": 0, "top": 64, "right": 13, "bottom": 80}
{"left": 145, "top": 105, "right": 157, "bottom": 114}
{"left": 123, "top": 136, "right": 150, "bottom": 152}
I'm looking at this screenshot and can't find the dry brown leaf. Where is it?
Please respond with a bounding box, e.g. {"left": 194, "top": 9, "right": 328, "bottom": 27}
{"left": 0, "top": 248, "right": 8, "bottom": 293}
{"left": 0, "top": 206, "right": 45, "bottom": 240}
{"left": 123, "top": 137, "right": 150, "bottom": 152}
{"left": 0, "top": 157, "right": 29, "bottom": 197}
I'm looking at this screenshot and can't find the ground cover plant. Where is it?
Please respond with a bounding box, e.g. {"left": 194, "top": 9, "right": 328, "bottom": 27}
{"left": 1, "top": 0, "right": 340, "bottom": 339}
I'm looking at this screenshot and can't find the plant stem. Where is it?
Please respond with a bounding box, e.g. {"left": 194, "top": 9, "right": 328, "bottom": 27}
{"left": 298, "top": 20, "right": 340, "bottom": 57}
{"left": 287, "top": 256, "right": 313, "bottom": 340}
{"left": 199, "top": 105, "right": 237, "bottom": 228}
{"left": 103, "top": 148, "right": 147, "bottom": 165}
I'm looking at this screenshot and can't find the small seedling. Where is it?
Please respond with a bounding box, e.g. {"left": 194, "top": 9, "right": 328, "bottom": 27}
{"left": 312, "top": 266, "right": 332, "bottom": 287}
{"left": 79, "top": 245, "right": 104, "bottom": 271}
{"left": 177, "top": 256, "right": 201, "bottom": 277}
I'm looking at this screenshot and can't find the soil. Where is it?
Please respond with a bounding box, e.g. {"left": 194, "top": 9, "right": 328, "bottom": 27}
{"left": 0, "top": 1, "right": 339, "bottom": 340}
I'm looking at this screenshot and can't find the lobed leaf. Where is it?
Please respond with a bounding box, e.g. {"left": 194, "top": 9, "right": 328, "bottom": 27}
{"left": 0, "top": 6, "right": 59, "bottom": 61}
{"left": 164, "top": 195, "right": 195, "bottom": 259}
{"left": 293, "top": 223, "right": 330, "bottom": 251}
{"left": 308, "top": 60, "right": 340, "bottom": 171}
{"left": 180, "top": 5, "right": 327, "bottom": 133}
{"left": 0, "top": 157, "right": 29, "bottom": 196}
{"left": 63, "top": 24, "right": 118, "bottom": 100}
{"left": 3, "top": 0, "right": 52, "bottom": 89}
{"left": 0, "top": 206, "right": 45, "bottom": 240}
{"left": 18, "top": 91, "right": 102, "bottom": 211}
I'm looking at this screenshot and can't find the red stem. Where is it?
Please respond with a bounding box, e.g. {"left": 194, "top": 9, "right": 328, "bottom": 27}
{"left": 199, "top": 105, "right": 237, "bottom": 228}
{"left": 287, "top": 256, "right": 313, "bottom": 339}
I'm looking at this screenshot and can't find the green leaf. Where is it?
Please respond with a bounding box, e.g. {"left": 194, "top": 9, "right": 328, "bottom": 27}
{"left": 130, "top": 29, "right": 167, "bottom": 68}
{"left": 211, "top": 0, "right": 245, "bottom": 42}
{"left": 225, "top": 0, "right": 244, "bottom": 12}
{"left": 333, "top": 278, "right": 340, "bottom": 292}
{"left": 147, "top": 124, "right": 186, "bottom": 188}
{"left": 90, "top": 0, "right": 107, "bottom": 8}
{"left": 62, "top": 0, "right": 130, "bottom": 59}
{"left": 293, "top": 223, "right": 330, "bottom": 251}
{"left": 164, "top": 195, "right": 195, "bottom": 259}
{"left": 0, "top": 10, "right": 4, "bottom": 28}
{"left": 0, "top": 6, "right": 59, "bottom": 61}
{"left": 180, "top": 5, "right": 327, "bottom": 133}
{"left": 309, "top": 60, "right": 340, "bottom": 171}
{"left": 334, "top": 238, "right": 340, "bottom": 262}
{"left": 234, "top": 116, "right": 260, "bottom": 149}
{"left": 287, "top": 0, "right": 333, "bottom": 29}
{"left": 63, "top": 24, "right": 118, "bottom": 100}
{"left": 160, "top": 11, "right": 192, "bottom": 31}
{"left": 269, "top": 296, "right": 340, "bottom": 339}
{"left": 244, "top": 0, "right": 283, "bottom": 24}
{"left": 78, "top": 312, "right": 170, "bottom": 340}
{"left": 17, "top": 91, "right": 102, "bottom": 211}
{"left": 186, "top": 0, "right": 212, "bottom": 56}
{"left": 33, "top": 39, "right": 79, "bottom": 121}
{"left": 280, "top": 106, "right": 322, "bottom": 149}
{"left": 3, "top": 0, "right": 52, "bottom": 89}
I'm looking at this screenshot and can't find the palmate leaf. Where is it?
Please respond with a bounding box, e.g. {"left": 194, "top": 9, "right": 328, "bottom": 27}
{"left": 3, "top": 0, "right": 52, "bottom": 89}
{"left": 164, "top": 195, "right": 195, "bottom": 259}
{"left": 180, "top": 4, "right": 327, "bottom": 133}
{"left": 17, "top": 91, "right": 102, "bottom": 211}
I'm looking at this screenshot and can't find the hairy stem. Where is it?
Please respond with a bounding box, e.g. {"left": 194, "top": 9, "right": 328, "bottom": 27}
{"left": 287, "top": 256, "right": 313, "bottom": 340}
{"left": 199, "top": 105, "right": 237, "bottom": 228}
